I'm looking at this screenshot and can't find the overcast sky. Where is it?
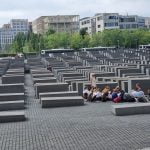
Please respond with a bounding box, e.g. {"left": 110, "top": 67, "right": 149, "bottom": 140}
{"left": 0, "top": 0, "right": 150, "bottom": 26}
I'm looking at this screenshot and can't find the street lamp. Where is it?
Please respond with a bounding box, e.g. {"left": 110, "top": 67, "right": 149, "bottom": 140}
{"left": 117, "top": 40, "right": 120, "bottom": 49}
{"left": 134, "top": 39, "right": 138, "bottom": 49}
{"left": 38, "top": 42, "right": 41, "bottom": 55}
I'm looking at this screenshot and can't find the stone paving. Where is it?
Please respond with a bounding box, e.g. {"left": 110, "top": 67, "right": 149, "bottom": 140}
{"left": 0, "top": 74, "right": 150, "bottom": 150}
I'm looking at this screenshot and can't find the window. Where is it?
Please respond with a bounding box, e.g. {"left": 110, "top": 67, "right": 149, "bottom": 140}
{"left": 120, "top": 25, "right": 124, "bottom": 29}
{"left": 97, "top": 16, "right": 102, "bottom": 21}
{"left": 120, "top": 17, "right": 136, "bottom": 23}
{"left": 105, "top": 22, "right": 118, "bottom": 27}
{"left": 132, "top": 24, "right": 137, "bottom": 28}
{"left": 98, "top": 25, "right": 101, "bottom": 28}
{"left": 87, "top": 20, "right": 90, "bottom": 23}
{"left": 109, "top": 16, "right": 118, "bottom": 19}
{"left": 126, "top": 24, "right": 131, "bottom": 29}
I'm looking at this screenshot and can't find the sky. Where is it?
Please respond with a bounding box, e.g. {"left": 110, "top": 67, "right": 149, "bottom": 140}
{"left": 0, "top": 0, "right": 150, "bottom": 26}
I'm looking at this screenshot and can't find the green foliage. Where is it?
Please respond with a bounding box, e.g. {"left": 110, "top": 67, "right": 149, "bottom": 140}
{"left": 82, "top": 35, "right": 91, "bottom": 48}
{"left": 70, "top": 33, "right": 83, "bottom": 50}
{"left": 80, "top": 28, "right": 88, "bottom": 38}
{"left": 10, "top": 29, "right": 150, "bottom": 53}
{"left": 46, "top": 28, "right": 56, "bottom": 36}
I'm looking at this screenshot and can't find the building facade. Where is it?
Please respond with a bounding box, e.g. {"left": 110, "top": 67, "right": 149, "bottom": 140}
{"left": 94, "top": 13, "right": 119, "bottom": 32}
{"left": 32, "top": 15, "right": 80, "bottom": 34}
{"left": 119, "top": 15, "right": 145, "bottom": 29}
{"left": 0, "top": 24, "right": 13, "bottom": 50}
{"left": 80, "top": 13, "right": 147, "bottom": 35}
{"left": 79, "top": 17, "right": 96, "bottom": 35}
{"left": 145, "top": 17, "right": 150, "bottom": 29}
{"left": 80, "top": 13, "right": 119, "bottom": 34}
{"left": 32, "top": 16, "right": 46, "bottom": 34}
{"left": 0, "top": 19, "right": 29, "bottom": 51}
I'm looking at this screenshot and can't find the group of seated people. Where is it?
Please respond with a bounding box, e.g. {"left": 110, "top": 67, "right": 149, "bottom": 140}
{"left": 83, "top": 83, "right": 150, "bottom": 103}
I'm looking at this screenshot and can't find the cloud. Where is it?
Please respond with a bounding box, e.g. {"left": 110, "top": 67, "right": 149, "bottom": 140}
{"left": 0, "top": 0, "right": 150, "bottom": 26}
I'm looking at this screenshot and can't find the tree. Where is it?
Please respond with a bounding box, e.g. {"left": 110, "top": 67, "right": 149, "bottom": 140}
{"left": 90, "top": 32, "right": 102, "bottom": 47}
{"left": 82, "top": 35, "right": 91, "bottom": 48}
{"left": 80, "top": 28, "right": 88, "bottom": 39}
{"left": 9, "top": 28, "right": 150, "bottom": 53}
{"left": 70, "top": 33, "right": 83, "bottom": 50}
{"left": 46, "top": 34, "right": 59, "bottom": 49}
{"left": 46, "top": 28, "right": 56, "bottom": 36}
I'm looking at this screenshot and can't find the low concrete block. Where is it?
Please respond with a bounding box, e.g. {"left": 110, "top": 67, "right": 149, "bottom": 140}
{"left": 32, "top": 74, "right": 54, "bottom": 78}
{"left": 6, "top": 69, "right": 24, "bottom": 75}
{"left": 41, "top": 96, "right": 84, "bottom": 108}
{"left": 39, "top": 91, "right": 79, "bottom": 103}
{"left": 0, "top": 84, "right": 24, "bottom": 93}
{"left": 33, "top": 78, "right": 57, "bottom": 84}
{"left": 0, "top": 111, "right": 25, "bottom": 123}
{"left": 35, "top": 83, "right": 69, "bottom": 98}
{"left": 39, "top": 91, "right": 78, "bottom": 98}
{"left": 112, "top": 103, "right": 150, "bottom": 116}
{"left": 0, "top": 93, "right": 25, "bottom": 101}
{"left": 2, "top": 75, "right": 24, "bottom": 84}
{"left": 0, "top": 100, "right": 24, "bottom": 111}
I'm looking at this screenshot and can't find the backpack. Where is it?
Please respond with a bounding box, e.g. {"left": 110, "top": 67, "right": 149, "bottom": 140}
{"left": 137, "top": 97, "right": 148, "bottom": 103}
{"left": 113, "top": 96, "right": 122, "bottom": 103}
{"left": 123, "top": 93, "right": 136, "bottom": 102}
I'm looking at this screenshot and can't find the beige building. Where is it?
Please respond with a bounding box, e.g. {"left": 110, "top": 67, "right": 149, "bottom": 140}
{"left": 32, "top": 15, "right": 80, "bottom": 34}
{"left": 32, "top": 16, "right": 46, "bottom": 34}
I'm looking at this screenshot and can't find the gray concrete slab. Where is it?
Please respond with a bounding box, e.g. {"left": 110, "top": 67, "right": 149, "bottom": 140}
{"left": 32, "top": 74, "right": 54, "bottom": 78}
{"left": 41, "top": 96, "right": 84, "bottom": 108}
{"left": 35, "top": 83, "right": 69, "bottom": 98}
{"left": 0, "top": 100, "right": 24, "bottom": 111}
{"left": 112, "top": 103, "right": 150, "bottom": 116}
{"left": 39, "top": 91, "right": 78, "bottom": 98}
{"left": 0, "top": 110, "right": 25, "bottom": 123}
{"left": 33, "top": 77, "right": 57, "bottom": 84}
{"left": 0, "top": 93, "right": 25, "bottom": 101}
{"left": 0, "top": 84, "right": 24, "bottom": 93}
{"left": 2, "top": 75, "right": 24, "bottom": 84}
{"left": 128, "top": 78, "right": 150, "bottom": 94}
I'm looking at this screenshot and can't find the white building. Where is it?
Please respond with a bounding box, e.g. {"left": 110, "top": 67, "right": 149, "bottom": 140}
{"left": 80, "top": 13, "right": 147, "bottom": 35}
{"left": 79, "top": 17, "right": 96, "bottom": 35}
{"left": 0, "top": 19, "right": 29, "bottom": 51}
{"left": 94, "top": 13, "right": 119, "bottom": 32}
{"left": 80, "top": 13, "right": 119, "bottom": 34}
{"left": 145, "top": 17, "right": 150, "bottom": 29}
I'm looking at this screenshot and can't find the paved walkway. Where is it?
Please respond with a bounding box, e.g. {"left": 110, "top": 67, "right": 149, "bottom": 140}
{"left": 0, "top": 74, "right": 150, "bottom": 150}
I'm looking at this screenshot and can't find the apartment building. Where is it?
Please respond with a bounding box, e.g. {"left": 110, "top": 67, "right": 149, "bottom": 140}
{"left": 145, "top": 17, "right": 150, "bottom": 29}
{"left": 94, "top": 13, "right": 119, "bottom": 32}
{"left": 80, "top": 13, "right": 119, "bottom": 34}
{"left": 0, "top": 19, "right": 29, "bottom": 51}
{"left": 32, "top": 15, "right": 80, "bottom": 34}
{"left": 79, "top": 17, "right": 95, "bottom": 35}
{"left": 80, "top": 13, "right": 147, "bottom": 35}
{"left": 0, "top": 24, "right": 13, "bottom": 50}
{"left": 119, "top": 15, "right": 145, "bottom": 29}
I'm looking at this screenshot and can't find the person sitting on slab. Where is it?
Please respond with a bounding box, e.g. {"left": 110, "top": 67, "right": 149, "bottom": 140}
{"left": 131, "top": 83, "right": 148, "bottom": 103}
